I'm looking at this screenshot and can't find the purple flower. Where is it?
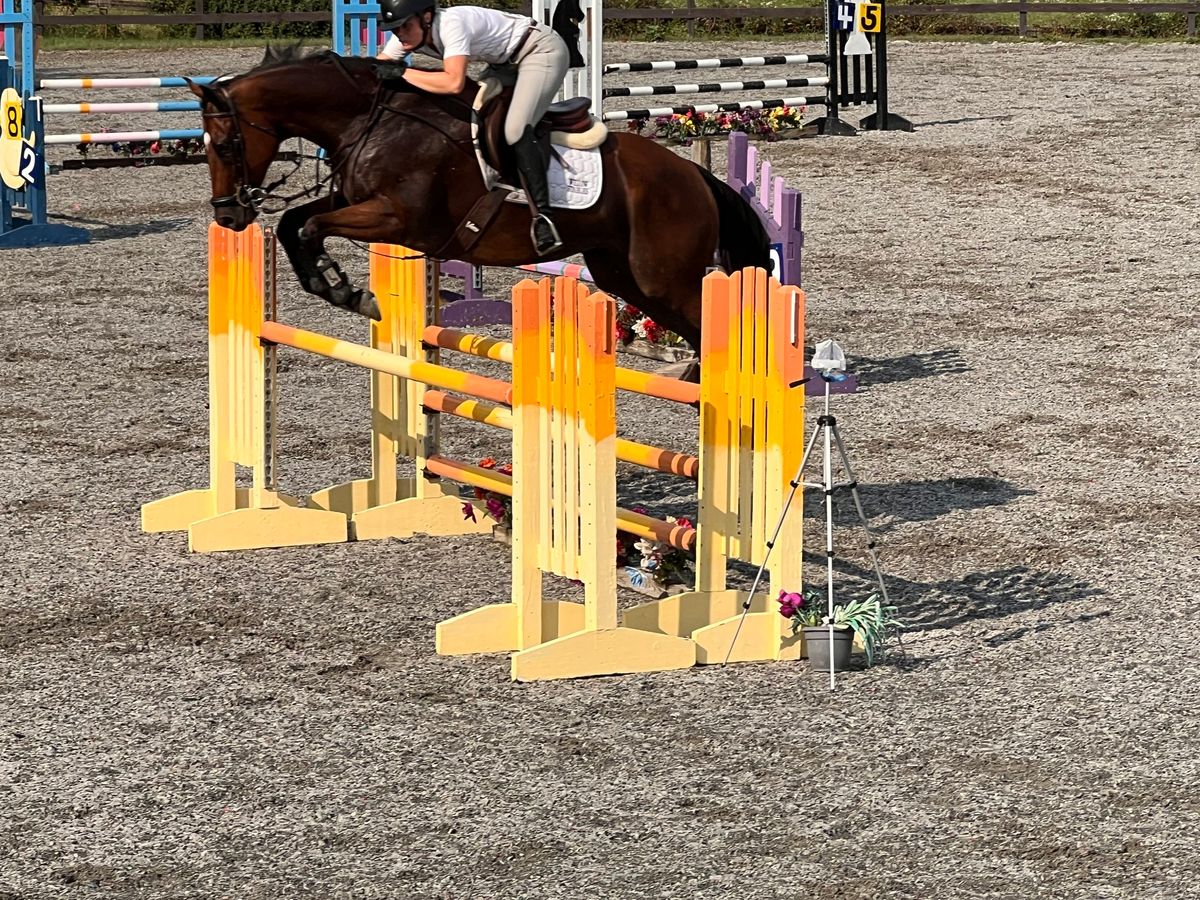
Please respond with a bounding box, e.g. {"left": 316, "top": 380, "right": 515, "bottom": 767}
{"left": 461, "top": 502, "right": 477, "bottom": 523}
{"left": 777, "top": 590, "right": 804, "bottom": 619}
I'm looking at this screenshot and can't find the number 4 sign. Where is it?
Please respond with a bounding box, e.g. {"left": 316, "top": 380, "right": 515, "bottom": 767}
{"left": 1, "top": 88, "right": 38, "bottom": 190}
{"left": 835, "top": 1, "right": 856, "bottom": 30}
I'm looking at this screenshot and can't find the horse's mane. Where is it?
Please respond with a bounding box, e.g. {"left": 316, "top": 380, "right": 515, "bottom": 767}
{"left": 223, "top": 43, "right": 473, "bottom": 122}
{"left": 227, "top": 45, "right": 379, "bottom": 84}
{"left": 254, "top": 43, "right": 332, "bottom": 73}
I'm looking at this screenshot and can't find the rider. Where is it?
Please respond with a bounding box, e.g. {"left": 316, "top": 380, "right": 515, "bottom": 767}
{"left": 375, "top": 0, "right": 570, "bottom": 256}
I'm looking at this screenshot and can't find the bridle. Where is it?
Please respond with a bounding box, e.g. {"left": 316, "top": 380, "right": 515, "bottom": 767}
{"left": 201, "top": 86, "right": 328, "bottom": 215}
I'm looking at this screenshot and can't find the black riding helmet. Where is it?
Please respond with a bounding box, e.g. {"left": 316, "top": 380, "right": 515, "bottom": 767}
{"left": 378, "top": 0, "right": 436, "bottom": 28}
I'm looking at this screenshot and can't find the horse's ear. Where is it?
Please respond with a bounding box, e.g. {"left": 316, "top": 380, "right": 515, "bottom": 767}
{"left": 186, "top": 79, "right": 226, "bottom": 110}
{"left": 185, "top": 77, "right": 210, "bottom": 102}
{"left": 261, "top": 44, "right": 282, "bottom": 67}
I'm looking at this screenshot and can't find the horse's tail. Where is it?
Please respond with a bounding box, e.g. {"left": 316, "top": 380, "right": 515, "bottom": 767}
{"left": 698, "top": 166, "right": 773, "bottom": 276}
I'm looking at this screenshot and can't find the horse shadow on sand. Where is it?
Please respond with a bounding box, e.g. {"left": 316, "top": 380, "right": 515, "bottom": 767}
{"left": 796, "top": 477, "right": 1101, "bottom": 666}
{"left": 619, "top": 465, "right": 1101, "bottom": 668}
{"left": 805, "top": 476, "right": 1035, "bottom": 535}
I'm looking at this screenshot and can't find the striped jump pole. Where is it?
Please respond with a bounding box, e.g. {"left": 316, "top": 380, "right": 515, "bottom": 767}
{"left": 603, "top": 77, "right": 829, "bottom": 99}
{"left": 603, "top": 54, "right": 829, "bottom": 74}
{"left": 603, "top": 96, "right": 825, "bottom": 123}
{"left": 37, "top": 75, "right": 219, "bottom": 89}
{"left": 44, "top": 128, "right": 203, "bottom": 145}
{"left": 43, "top": 100, "right": 201, "bottom": 114}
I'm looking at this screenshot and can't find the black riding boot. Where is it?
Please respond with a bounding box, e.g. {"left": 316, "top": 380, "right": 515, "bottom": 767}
{"left": 511, "top": 126, "right": 563, "bottom": 256}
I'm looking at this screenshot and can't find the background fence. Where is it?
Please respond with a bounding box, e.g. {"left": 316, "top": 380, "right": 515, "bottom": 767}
{"left": 22, "top": 0, "right": 1200, "bottom": 40}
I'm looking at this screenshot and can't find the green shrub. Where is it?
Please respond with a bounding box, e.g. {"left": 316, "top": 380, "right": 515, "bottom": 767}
{"left": 145, "top": 0, "right": 331, "bottom": 40}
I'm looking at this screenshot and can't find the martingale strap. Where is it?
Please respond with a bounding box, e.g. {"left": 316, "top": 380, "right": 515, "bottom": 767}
{"left": 433, "top": 188, "right": 512, "bottom": 258}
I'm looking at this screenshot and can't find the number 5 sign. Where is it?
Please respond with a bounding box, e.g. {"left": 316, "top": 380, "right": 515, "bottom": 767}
{"left": 857, "top": 2, "right": 882, "bottom": 32}
{"left": 1, "top": 88, "right": 38, "bottom": 190}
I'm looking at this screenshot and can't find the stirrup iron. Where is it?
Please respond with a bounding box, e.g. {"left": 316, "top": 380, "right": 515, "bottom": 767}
{"left": 532, "top": 214, "right": 563, "bottom": 255}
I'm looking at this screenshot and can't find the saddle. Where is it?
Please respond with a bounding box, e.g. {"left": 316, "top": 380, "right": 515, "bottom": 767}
{"left": 473, "top": 78, "right": 607, "bottom": 183}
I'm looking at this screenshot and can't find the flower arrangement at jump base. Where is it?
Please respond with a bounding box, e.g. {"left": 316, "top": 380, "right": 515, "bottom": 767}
{"left": 778, "top": 588, "right": 902, "bottom": 670}
{"left": 615, "top": 302, "right": 686, "bottom": 350}
{"left": 460, "top": 461, "right": 695, "bottom": 593}
{"left": 630, "top": 105, "right": 808, "bottom": 146}
{"left": 75, "top": 135, "right": 205, "bottom": 159}
{"left": 461, "top": 457, "right": 512, "bottom": 528}
{"left": 618, "top": 509, "right": 695, "bottom": 594}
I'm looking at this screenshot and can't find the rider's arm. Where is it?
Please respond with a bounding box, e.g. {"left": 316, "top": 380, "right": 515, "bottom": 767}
{"left": 402, "top": 55, "right": 468, "bottom": 94}
{"left": 377, "top": 33, "right": 405, "bottom": 61}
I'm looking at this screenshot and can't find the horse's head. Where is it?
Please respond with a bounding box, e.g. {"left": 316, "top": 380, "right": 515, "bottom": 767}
{"left": 188, "top": 76, "right": 282, "bottom": 231}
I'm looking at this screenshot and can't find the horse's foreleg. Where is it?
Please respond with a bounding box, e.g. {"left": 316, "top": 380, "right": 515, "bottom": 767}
{"left": 277, "top": 195, "right": 347, "bottom": 307}
{"left": 295, "top": 196, "right": 402, "bottom": 321}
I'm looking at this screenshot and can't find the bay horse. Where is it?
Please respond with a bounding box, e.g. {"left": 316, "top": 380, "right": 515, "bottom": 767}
{"left": 189, "top": 47, "right": 771, "bottom": 352}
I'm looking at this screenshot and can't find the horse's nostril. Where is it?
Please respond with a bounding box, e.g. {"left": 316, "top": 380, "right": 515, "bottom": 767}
{"left": 216, "top": 214, "right": 236, "bottom": 229}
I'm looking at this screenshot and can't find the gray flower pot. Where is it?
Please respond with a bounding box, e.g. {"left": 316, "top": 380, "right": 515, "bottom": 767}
{"left": 802, "top": 626, "right": 854, "bottom": 673}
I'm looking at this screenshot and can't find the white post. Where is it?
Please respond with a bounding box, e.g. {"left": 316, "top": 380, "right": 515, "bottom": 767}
{"left": 532, "top": 0, "right": 603, "bottom": 113}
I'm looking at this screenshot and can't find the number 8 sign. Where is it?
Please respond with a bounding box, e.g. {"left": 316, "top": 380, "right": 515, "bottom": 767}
{"left": 1, "top": 88, "right": 36, "bottom": 190}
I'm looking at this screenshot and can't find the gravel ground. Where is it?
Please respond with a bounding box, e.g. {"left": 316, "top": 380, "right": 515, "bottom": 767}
{"left": 2, "top": 38, "right": 1199, "bottom": 900}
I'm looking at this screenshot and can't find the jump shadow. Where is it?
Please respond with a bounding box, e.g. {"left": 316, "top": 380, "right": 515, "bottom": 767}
{"left": 47, "top": 215, "right": 192, "bottom": 242}
{"left": 909, "top": 115, "right": 1013, "bottom": 128}
{"left": 805, "top": 477, "right": 1035, "bottom": 533}
{"left": 852, "top": 348, "right": 970, "bottom": 389}
{"left": 896, "top": 565, "right": 1103, "bottom": 631}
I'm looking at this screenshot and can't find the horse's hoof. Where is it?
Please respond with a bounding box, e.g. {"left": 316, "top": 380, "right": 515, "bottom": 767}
{"left": 354, "top": 290, "right": 382, "bottom": 321}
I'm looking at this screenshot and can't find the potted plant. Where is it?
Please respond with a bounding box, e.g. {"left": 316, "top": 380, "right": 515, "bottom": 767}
{"left": 777, "top": 589, "right": 901, "bottom": 673}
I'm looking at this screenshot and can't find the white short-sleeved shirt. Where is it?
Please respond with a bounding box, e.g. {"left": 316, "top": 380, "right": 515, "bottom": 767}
{"left": 380, "top": 7, "right": 532, "bottom": 65}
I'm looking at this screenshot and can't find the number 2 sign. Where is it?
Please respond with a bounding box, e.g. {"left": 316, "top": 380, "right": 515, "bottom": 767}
{"left": 1, "top": 88, "right": 38, "bottom": 190}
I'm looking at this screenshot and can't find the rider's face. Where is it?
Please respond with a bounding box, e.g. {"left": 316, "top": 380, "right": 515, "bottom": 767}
{"left": 391, "top": 14, "right": 426, "bottom": 51}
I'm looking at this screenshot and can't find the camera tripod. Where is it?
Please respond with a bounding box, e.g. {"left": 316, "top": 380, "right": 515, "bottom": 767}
{"left": 723, "top": 364, "right": 891, "bottom": 688}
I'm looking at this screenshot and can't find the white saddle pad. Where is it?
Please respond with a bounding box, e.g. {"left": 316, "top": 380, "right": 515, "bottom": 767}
{"left": 499, "top": 146, "right": 602, "bottom": 211}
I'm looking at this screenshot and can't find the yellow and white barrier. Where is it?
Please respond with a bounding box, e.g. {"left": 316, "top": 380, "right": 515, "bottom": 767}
{"left": 143, "top": 223, "right": 808, "bottom": 675}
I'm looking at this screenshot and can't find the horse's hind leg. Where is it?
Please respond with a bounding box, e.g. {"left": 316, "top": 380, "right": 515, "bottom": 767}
{"left": 582, "top": 247, "right": 702, "bottom": 384}
{"left": 582, "top": 246, "right": 702, "bottom": 352}
{"left": 278, "top": 195, "right": 399, "bottom": 320}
